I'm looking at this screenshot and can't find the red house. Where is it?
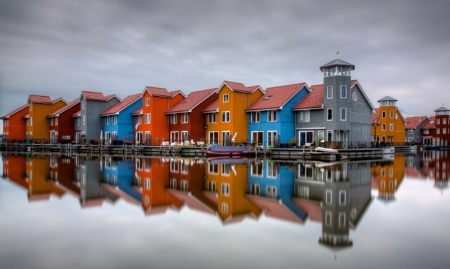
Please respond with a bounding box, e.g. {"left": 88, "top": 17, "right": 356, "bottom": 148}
{"left": 0, "top": 104, "right": 29, "bottom": 143}
{"left": 47, "top": 98, "right": 81, "bottom": 143}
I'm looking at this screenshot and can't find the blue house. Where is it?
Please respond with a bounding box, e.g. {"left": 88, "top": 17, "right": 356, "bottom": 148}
{"left": 101, "top": 93, "right": 142, "bottom": 144}
{"left": 246, "top": 83, "right": 310, "bottom": 147}
{"left": 246, "top": 160, "right": 307, "bottom": 223}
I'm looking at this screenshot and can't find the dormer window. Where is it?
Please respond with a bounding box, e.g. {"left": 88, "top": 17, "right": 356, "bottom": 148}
{"left": 223, "top": 94, "right": 229, "bottom": 103}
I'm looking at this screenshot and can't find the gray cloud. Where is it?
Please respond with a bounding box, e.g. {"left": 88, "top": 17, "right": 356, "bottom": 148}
{"left": 1, "top": 0, "right": 450, "bottom": 128}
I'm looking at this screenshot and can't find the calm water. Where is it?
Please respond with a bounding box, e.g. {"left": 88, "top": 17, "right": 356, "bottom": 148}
{"left": 1, "top": 151, "right": 449, "bottom": 269}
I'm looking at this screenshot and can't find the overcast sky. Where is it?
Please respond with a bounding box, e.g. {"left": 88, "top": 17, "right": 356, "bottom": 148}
{"left": 1, "top": 0, "right": 449, "bottom": 132}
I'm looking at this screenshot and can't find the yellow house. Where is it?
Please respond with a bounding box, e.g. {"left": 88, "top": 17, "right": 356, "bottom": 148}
{"left": 204, "top": 81, "right": 263, "bottom": 145}
{"left": 372, "top": 96, "right": 406, "bottom": 144}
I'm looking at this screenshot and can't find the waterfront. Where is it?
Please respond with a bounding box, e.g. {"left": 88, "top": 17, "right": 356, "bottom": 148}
{"left": 1, "top": 152, "right": 449, "bottom": 269}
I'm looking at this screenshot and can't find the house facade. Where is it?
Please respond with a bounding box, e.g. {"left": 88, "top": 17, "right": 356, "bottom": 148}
{"left": 47, "top": 98, "right": 81, "bottom": 143}
{"left": 246, "top": 83, "right": 309, "bottom": 147}
{"left": 293, "top": 59, "right": 374, "bottom": 148}
{"left": 78, "top": 91, "right": 121, "bottom": 143}
{"left": 136, "top": 86, "right": 185, "bottom": 145}
{"left": 0, "top": 104, "right": 29, "bottom": 143}
{"left": 421, "top": 116, "right": 436, "bottom": 145}
{"left": 204, "top": 81, "right": 264, "bottom": 146}
{"left": 100, "top": 93, "right": 142, "bottom": 144}
{"left": 372, "top": 96, "right": 406, "bottom": 145}
{"left": 26, "top": 95, "right": 67, "bottom": 143}
{"left": 166, "top": 88, "right": 217, "bottom": 144}
{"left": 433, "top": 106, "right": 450, "bottom": 146}
{"left": 405, "top": 116, "right": 429, "bottom": 144}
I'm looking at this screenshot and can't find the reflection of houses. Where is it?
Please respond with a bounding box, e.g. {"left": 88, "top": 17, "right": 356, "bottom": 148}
{"left": 100, "top": 94, "right": 142, "bottom": 144}
{"left": 49, "top": 154, "right": 80, "bottom": 198}
{"left": 293, "top": 161, "right": 373, "bottom": 249}
{"left": 204, "top": 159, "right": 261, "bottom": 224}
{"left": 134, "top": 157, "right": 183, "bottom": 215}
{"left": 371, "top": 154, "right": 405, "bottom": 201}
{"left": 432, "top": 151, "right": 449, "bottom": 191}
{"left": 166, "top": 158, "right": 216, "bottom": 215}
{"left": 1, "top": 153, "right": 28, "bottom": 190}
{"left": 247, "top": 83, "right": 309, "bottom": 147}
{"left": 0, "top": 104, "right": 29, "bottom": 143}
{"left": 246, "top": 160, "right": 307, "bottom": 224}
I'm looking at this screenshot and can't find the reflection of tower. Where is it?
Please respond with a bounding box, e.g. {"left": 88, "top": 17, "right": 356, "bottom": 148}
{"left": 319, "top": 163, "right": 353, "bottom": 249}
{"left": 375, "top": 155, "right": 405, "bottom": 203}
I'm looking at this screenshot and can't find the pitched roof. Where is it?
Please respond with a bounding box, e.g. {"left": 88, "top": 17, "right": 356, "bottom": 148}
{"left": 203, "top": 99, "right": 219, "bottom": 113}
{"left": 246, "top": 83, "right": 308, "bottom": 111}
{"left": 378, "top": 96, "right": 398, "bottom": 102}
{"left": 220, "top": 81, "right": 263, "bottom": 94}
{"left": 372, "top": 108, "right": 380, "bottom": 123}
{"left": 320, "top": 58, "right": 355, "bottom": 71}
{"left": 293, "top": 84, "right": 324, "bottom": 110}
{"left": 144, "top": 86, "right": 172, "bottom": 97}
{"left": 167, "top": 88, "right": 217, "bottom": 114}
{"left": 81, "top": 91, "right": 106, "bottom": 100}
{"left": 29, "top": 95, "right": 52, "bottom": 104}
{"left": 47, "top": 98, "right": 80, "bottom": 117}
{"left": 101, "top": 93, "right": 141, "bottom": 116}
{"left": 405, "top": 116, "right": 428, "bottom": 129}
{"left": 422, "top": 116, "right": 436, "bottom": 129}
{"left": 0, "top": 104, "right": 29, "bottom": 119}
{"left": 434, "top": 106, "right": 450, "bottom": 112}
{"left": 131, "top": 107, "right": 143, "bottom": 115}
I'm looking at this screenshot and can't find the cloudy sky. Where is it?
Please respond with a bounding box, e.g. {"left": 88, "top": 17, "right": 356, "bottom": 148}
{"left": 1, "top": 0, "right": 449, "bottom": 132}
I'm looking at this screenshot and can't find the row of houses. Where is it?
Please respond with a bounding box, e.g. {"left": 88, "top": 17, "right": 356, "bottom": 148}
{"left": 1, "top": 58, "right": 448, "bottom": 148}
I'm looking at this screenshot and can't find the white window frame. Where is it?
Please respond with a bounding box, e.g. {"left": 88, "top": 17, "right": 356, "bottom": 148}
{"left": 112, "top": 115, "right": 117, "bottom": 125}
{"left": 170, "top": 114, "right": 177, "bottom": 124}
{"left": 181, "top": 113, "right": 188, "bottom": 123}
{"left": 327, "top": 85, "right": 333, "bottom": 99}
{"left": 209, "top": 113, "right": 216, "bottom": 123}
{"left": 340, "top": 85, "right": 347, "bottom": 98}
{"left": 340, "top": 108, "right": 347, "bottom": 121}
{"left": 223, "top": 94, "right": 229, "bottom": 103}
{"left": 327, "top": 108, "right": 333, "bottom": 121}
{"left": 251, "top": 111, "right": 260, "bottom": 123}
{"left": 299, "top": 110, "right": 310, "bottom": 122}
{"left": 145, "top": 113, "right": 151, "bottom": 124}
{"left": 146, "top": 98, "right": 150, "bottom": 106}
{"left": 222, "top": 111, "right": 230, "bottom": 123}
{"left": 268, "top": 110, "right": 277, "bottom": 122}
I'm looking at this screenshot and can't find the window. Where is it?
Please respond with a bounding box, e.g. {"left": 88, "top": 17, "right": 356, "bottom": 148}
{"left": 444, "top": 118, "right": 447, "bottom": 124}
{"left": 55, "top": 118, "right": 58, "bottom": 126}
{"left": 297, "top": 186, "right": 309, "bottom": 198}
{"left": 209, "top": 113, "right": 216, "bottom": 123}
{"left": 170, "top": 115, "right": 177, "bottom": 124}
{"left": 268, "top": 111, "right": 277, "bottom": 122}
{"left": 267, "top": 162, "right": 278, "bottom": 178}
{"left": 146, "top": 98, "right": 150, "bottom": 106}
{"left": 437, "top": 119, "right": 441, "bottom": 125}
{"left": 382, "top": 111, "right": 386, "bottom": 118}
{"left": 327, "top": 85, "right": 333, "bottom": 99}
{"left": 221, "top": 163, "right": 230, "bottom": 176}
{"left": 390, "top": 123, "right": 394, "bottom": 131}
{"left": 339, "top": 190, "right": 346, "bottom": 205}
{"left": 390, "top": 111, "right": 394, "bottom": 118}
{"left": 145, "top": 113, "right": 151, "bottom": 124}
{"left": 112, "top": 115, "right": 117, "bottom": 125}
{"left": 267, "top": 186, "right": 277, "bottom": 198}
{"left": 340, "top": 108, "right": 347, "bottom": 121}
{"left": 105, "top": 117, "right": 110, "bottom": 125}
{"left": 250, "top": 184, "right": 260, "bottom": 195}
{"left": 181, "top": 113, "right": 188, "bottom": 123}
{"left": 327, "top": 109, "right": 333, "bottom": 121}
{"left": 382, "top": 124, "right": 386, "bottom": 131}
{"left": 251, "top": 162, "right": 263, "bottom": 176}
{"left": 340, "top": 85, "right": 347, "bottom": 98}
{"left": 208, "top": 182, "right": 216, "bottom": 192}
{"left": 222, "top": 203, "right": 228, "bottom": 213}
{"left": 251, "top": 112, "right": 260, "bottom": 123}
{"left": 299, "top": 111, "right": 310, "bottom": 122}
{"left": 50, "top": 118, "right": 53, "bottom": 126}
{"left": 209, "top": 131, "right": 219, "bottom": 145}
{"left": 325, "top": 212, "right": 332, "bottom": 226}
{"left": 326, "top": 189, "right": 332, "bottom": 204}
{"left": 339, "top": 213, "right": 346, "bottom": 227}
{"left": 209, "top": 163, "right": 219, "bottom": 174}
{"left": 268, "top": 131, "right": 277, "bottom": 147}
{"left": 222, "top": 111, "right": 230, "bottom": 122}
{"left": 137, "top": 115, "right": 142, "bottom": 124}
{"left": 223, "top": 94, "right": 229, "bottom": 103}
{"left": 221, "top": 183, "right": 230, "bottom": 196}
{"left": 82, "top": 116, "right": 86, "bottom": 125}
{"left": 145, "top": 178, "right": 150, "bottom": 189}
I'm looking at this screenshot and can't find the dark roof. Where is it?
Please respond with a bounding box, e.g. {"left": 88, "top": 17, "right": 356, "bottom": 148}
{"left": 378, "top": 96, "right": 398, "bottom": 102}
{"left": 320, "top": 59, "right": 355, "bottom": 71}
{"left": 434, "top": 106, "right": 450, "bottom": 112}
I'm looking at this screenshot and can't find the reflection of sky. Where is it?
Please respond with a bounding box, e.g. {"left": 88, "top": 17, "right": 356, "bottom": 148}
{"left": 1, "top": 162, "right": 450, "bottom": 269}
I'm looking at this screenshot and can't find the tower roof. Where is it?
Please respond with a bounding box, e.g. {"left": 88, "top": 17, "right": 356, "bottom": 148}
{"left": 320, "top": 59, "right": 355, "bottom": 71}
{"left": 378, "top": 96, "right": 397, "bottom": 102}
{"left": 434, "top": 106, "right": 450, "bottom": 112}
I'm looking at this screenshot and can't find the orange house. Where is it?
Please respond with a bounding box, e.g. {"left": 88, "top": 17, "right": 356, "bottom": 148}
{"left": 0, "top": 104, "right": 29, "bottom": 143}
{"left": 204, "top": 81, "right": 263, "bottom": 146}
{"left": 26, "top": 95, "right": 67, "bottom": 143}
{"left": 372, "top": 96, "right": 406, "bottom": 144}
{"left": 136, "top": 87, "right": 185, "bottom": 145}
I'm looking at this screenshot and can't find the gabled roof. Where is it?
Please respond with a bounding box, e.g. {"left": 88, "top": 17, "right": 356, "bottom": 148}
{"left": 219, "top": 80, "right": 263, "bottom": 94}
{"left": 143, "top": 86, "right": 186, "bottom": 98}
{"left": 166, "top": 88, "right": 217, "bottom": 114}
{"left": 72, "top": 110, "right": 81, "bottom": 118}
{"left": 351, "top": 80, "right": 375, "bottom": 110}
{"left": 405, "top": 116, "right": 428, "bottom": 129}
{"left": 0, "top": 104, "right": 29, "bottom": 119}
{"left": 47, "top": 98, "right": 80, "bottom": 118}
{"left": 378, "top": 96, "right": 397, "bottom": 102}
{"left": 131, "top": 107, "right": 143, "bottom": 115}
{"left": 203, "top": 99, "right": 219, "bottom": 113}
{"left": 434, "top": 106, "right": 450, "bottom": 112}
{"left": 372, "top": 108, "right": 380, "bottom": 124}
{"left": 29, "top": 95, "right": 52, "bottom": 104}
{"left": 80, "top": 91, "right": 120, "bottom": 102}
{"left": 293, "top": 84, "right": 324, "bottom": 110}
{"left": 246, "top": 83, "right": 308, "bottom": 111}
{"left": 422, "top": 116, "right": 436, "bottom": 129}
{"left": 320, "top": 58, "right": 355, "bottom": 71}
{"left": 101, "top": 93, "right": 141, "bottom": 116}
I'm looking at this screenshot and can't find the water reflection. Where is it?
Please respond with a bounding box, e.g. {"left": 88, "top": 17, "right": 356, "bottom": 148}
{"left": 1, "top": 152, "right": 449, "bottom": 245}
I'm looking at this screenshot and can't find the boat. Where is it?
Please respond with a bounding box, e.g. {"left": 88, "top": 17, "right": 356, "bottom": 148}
{"left": 314, "top": 146, "right": 338, "bottom": 153}
{"left": 206, "top": 145, "right": 254, "bottom": 157}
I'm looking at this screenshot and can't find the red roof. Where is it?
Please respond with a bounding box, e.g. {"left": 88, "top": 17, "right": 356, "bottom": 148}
{"left": 293, "top": 84, "right": 324, "bottom": 110}
{"left": 101, "top": 93, "right": 141, "bottom": 115}
{"left": 0, "top": 104, "right": 29, "bottom": 119}
{"left": 203, "top": 99, "right": 219, "bottom": 113}
{"left": 372, "top": 108, "right": 380, "bottom": 123}
{"left": 422, "top": 116, "right": 436, "bottom": 129}
{"left": 48, "top": 98, "right": 80, "bottom": 117}
{"left": 81, "top": 91, "right": 119, "bottom": 102}
{"left": 29, "top": 95, "right": 52, "bottom": 104}
{"left": 132, "top": 107, "right": 143, "bottom": 115}
{"left": 220, "top": 81, "right": 262, "bottom": 94}
{"left": 405, "top": 116, "right": 428, "bottom": 129}
{"left": 144, "top": 86, "right": 172, "bottom": 97}
{"left": 247, "top": 83, "right": 307, "bottom": 111}
{"left": 167, "top": 88, "right": 217, "bottom": 113}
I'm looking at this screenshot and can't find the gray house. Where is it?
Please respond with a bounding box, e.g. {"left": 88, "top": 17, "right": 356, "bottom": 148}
{"left": 77, "top": 91, "right": 121, "bottom": 143}
{"left": 405, "top": 116, "right": 429, "bottom": 144}
{"left": 293, "top": 59, "right": 374, "bottom": 148}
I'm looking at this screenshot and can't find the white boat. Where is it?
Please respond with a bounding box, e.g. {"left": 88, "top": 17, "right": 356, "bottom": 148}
{"left": 315, "top": 147, "right": 338, "bottom": 153}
